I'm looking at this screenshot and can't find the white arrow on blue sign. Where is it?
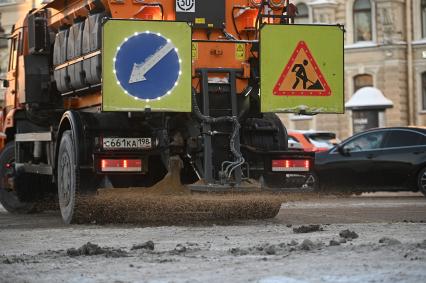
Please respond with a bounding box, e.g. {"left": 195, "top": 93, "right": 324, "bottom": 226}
{"left": 114, "top": 32, "right": 181, "bottom": 101}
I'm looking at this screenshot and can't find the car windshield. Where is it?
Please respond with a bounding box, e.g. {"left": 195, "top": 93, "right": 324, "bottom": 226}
{"left": 306, "top": 133, "right": 336, "bottom": 148}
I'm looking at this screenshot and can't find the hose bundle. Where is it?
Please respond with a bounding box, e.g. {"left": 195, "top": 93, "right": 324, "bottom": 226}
{"left": 191, "top": 88, "right": 245, "bottom": 182}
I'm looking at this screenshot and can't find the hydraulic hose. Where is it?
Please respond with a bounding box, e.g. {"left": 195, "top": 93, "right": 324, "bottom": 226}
{"left": 191, "top": 88, "right": 245, "bottom": 181}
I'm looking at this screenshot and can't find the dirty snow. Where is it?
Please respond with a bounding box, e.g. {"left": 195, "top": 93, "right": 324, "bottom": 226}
{"left": 0, "top": 194, "right": 425, "bottom": 283}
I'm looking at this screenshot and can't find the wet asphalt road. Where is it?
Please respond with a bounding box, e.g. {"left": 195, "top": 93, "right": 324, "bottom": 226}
{"left": 0, "top": 192, "right": 424, "bottom": 228}
{"left": 276, "top": 192, "right": 426, "bottom": 224}
{"left": 1, "top": 192, "right": 425, "bottom": 283}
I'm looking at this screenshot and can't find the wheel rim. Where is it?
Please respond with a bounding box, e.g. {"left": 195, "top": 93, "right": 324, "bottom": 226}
{"left": 1, "top": 160, "right": 15, "bottom": 193}
{"left": 420, "top": 170, "right": 426, "bottom": 190}
{"left": 59, "top": 151, "right": 72, "bottom": 208}
{"left": 0, "top": 143, "right": 37, "bottom": 213}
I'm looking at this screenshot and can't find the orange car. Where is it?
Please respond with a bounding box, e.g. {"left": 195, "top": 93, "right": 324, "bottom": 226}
{"left": 288, "top": 131, "right": 339, "bottom": 152}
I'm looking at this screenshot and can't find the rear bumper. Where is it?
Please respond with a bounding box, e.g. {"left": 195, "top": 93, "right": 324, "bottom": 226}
{"left": 242, "top": 146, "right": 315, "bottom": 174}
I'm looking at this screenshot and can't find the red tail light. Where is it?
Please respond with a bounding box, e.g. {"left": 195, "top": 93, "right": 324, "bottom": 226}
{"left": 101, "top": 159, "right": 142, "bottom": 172}
{"left": 272, "top": 159, "right": 310, "bottom": 172}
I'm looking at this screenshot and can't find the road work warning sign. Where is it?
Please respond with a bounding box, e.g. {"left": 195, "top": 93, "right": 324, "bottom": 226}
{"left": 273, "top": 41, "right": 331, "bottom": 97}
{"left": 260, "top": 24, "right": 344, "bottom": 114}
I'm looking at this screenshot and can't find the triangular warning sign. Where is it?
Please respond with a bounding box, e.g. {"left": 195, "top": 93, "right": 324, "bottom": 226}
{"left": 273, "top": 41, "right": 331, "bottom": 97}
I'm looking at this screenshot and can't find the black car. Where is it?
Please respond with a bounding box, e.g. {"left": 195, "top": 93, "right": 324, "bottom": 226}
{"left": 315, "top": 127, "right": 426, "bottom": 196}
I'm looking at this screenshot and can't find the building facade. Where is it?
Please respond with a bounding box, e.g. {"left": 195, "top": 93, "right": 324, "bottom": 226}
{"left": 281, "top": 0, "right": 426, "bottom": 139}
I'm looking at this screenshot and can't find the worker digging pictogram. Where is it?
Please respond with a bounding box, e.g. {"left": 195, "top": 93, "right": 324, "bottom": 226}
{"left": 273, "top": 41, "right": 331, "bottom": 97}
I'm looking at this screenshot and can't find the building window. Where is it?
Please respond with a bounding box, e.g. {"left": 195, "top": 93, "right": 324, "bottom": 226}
{"left": 0, "top": 13, "right": 6, "bottom": 49}
{"left": 0, "top": 1, "right": 17, "bottom": 5}
{"left": 353, "top": 0, "right": 372, "bottom": 42}
{"left": 422, "top": 0, "right": 426, "bottom": 38}
{"left": 0, "top": 33, "right": 6, "bottom": 49}
{"left": 422, "top": 72, "right": 426, "bottom": 110}
{"left": 354, "top": 74, "right": 373, "bottom": 92}
{"left": 295, "top": 3, "right": 309, "bottom": 24}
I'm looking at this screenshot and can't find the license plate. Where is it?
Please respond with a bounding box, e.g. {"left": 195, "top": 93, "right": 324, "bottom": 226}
{"left": 103, "top": 137, "right": 152, "bottom": 150}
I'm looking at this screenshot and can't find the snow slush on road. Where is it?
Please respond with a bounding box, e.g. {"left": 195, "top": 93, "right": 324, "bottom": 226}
{"left": 67, "top": 157, "right": 282, "bottom": 225}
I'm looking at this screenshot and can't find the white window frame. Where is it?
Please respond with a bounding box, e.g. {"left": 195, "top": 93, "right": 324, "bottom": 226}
{"left": 353, "top": 73, "right": 374, "bottom": 92}
{"left": 414, "top": 0, "right": 426, "bottom": 40}
{"left": 415, "top": 66, "right": 426, "bottom": 113}
{"left": 293, "top": 0, "right": 313, "bottom": 24}
{"left": 346, "top": 0, "right": 376, "bottom": 45}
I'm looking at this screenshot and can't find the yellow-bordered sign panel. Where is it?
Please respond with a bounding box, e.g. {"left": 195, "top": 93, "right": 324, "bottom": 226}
{"left": 103, "top": 20, "right": 192, "bottom": 112}
{"left": 261, "top": 24, "right": 344, "bottom": 114}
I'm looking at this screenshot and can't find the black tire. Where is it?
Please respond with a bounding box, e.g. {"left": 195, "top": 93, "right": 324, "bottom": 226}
{"left": 263, "top": 113, "right": 288, "bottom": 150}
{"left": 417, "top": 167, "right": 426, "bottom": 197}
{"left": 0, "top": 142, "right": 35, "bottom": 213}
{"left": 57, "top": 130, "right": 79, "bottom": 224}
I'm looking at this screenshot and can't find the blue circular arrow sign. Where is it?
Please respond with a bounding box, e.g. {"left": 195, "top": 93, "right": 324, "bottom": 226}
{"left": 114, "top": 32, "right": 181, "bottom": 100}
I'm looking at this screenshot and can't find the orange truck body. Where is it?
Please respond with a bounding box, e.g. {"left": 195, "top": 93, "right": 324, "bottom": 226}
{"left": 0, "top": 0, "right": 320, "bottom": 222}
{"left": 2, "top": 0, "right": 286, "bottom": 136}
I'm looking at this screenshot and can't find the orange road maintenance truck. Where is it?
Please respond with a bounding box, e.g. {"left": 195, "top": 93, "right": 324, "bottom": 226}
{"left": 0, "top": 0, "right": 344, "bottom": 224}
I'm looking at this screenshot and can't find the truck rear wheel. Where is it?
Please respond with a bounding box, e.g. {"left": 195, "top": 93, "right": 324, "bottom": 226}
{"left": 57, "top": 130, "right": 79, "bottom": 224}
{"left": 0, "top": 142, "right": 35, "bottom": 213}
